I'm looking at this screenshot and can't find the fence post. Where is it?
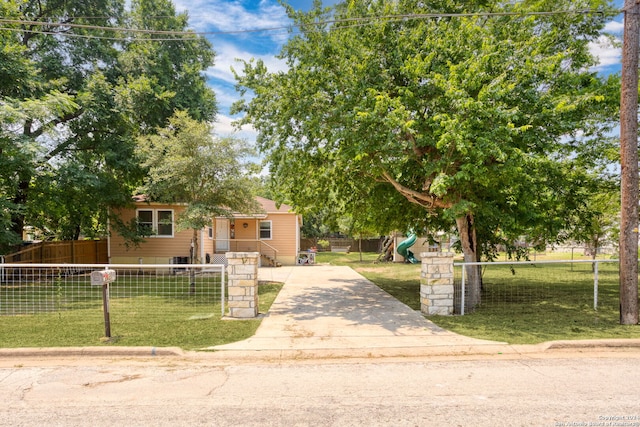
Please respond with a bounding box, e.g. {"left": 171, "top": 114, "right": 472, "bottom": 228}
{"left": 225, "top": 252, "right": 259, "bottom": 318}
{"left": 460, "top": 265, "right": 466, "bottom": 316}
{"left": 594, "top": 261, "right": 599, "bottom": 311}
{"left": 221, "top": 265, "right": 226, "bottom": 318}
{"left": 420, "top": 252, "right": 455, "bottom": 316}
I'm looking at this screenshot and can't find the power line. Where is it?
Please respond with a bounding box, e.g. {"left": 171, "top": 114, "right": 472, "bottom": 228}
{"left": 0, "top": 9, "right": 619, "bottom": 39}
{"left": 0, "top": 26, "right": 197, "bottom": 42}
{"left": 0, "top": 18, "right": 193, "bottom": 36}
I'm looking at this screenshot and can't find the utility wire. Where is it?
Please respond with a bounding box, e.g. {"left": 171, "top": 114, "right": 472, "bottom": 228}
{"left": 0, "top": 9, "right": 619, "bottom": 39}
{"left": 0, "top": 26, "right": 198, "bottom": 42}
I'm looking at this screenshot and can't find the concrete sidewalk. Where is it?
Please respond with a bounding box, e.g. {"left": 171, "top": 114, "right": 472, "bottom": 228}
{"left": 207, "top": 265, "right": 510, "bottom": 359}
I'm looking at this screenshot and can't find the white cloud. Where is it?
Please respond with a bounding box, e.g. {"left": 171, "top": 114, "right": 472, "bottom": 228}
{"left": 604, "top": 20, "right": 624, "bottom": 34}
{"left": 205, "top": 41, "right": 288, "bottom": 84}
{"left": 590, "top": 18, "right": 623, "bottom": 71}
{"left": 173, "top": 0, "right": 291, "bottom": 44}
{"left": 589, "top": 34, "right": 622, "bottom": 70}
{"left": 206, "top": 42, "right": 289, "bottom": 116}
{"left": 211, "top": 114, "right": 264, "bottom": 166}
{"left": 210, "top": 82, "right": 241, "bottom": 111}
{"left": 213, "top": 114, "right": 257, "bottom": 141}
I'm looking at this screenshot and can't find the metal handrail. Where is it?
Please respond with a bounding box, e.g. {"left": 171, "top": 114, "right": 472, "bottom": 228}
{"left": 213, "top": 238, "right": 279, "bottom": 261}
{"left": 259, "top": 240, "right": 279, "bottom": 262}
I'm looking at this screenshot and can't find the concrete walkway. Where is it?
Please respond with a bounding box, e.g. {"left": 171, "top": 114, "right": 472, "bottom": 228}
{"left": 208, "top": 265, "right": 508, "bottom": 359}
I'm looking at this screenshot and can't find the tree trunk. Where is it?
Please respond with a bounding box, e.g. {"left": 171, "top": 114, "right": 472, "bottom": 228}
{"left": 619, "top": 0, "right": 640, "bottom": 325}
{"left": 191, "top": 229, "right": 199, "bottom": 264}
{"left": 377, "top": 235, "right": 394, "bottom": 262}
{"left": 10, "top": 178, "right": 30, "bottom": 241}
{"left": 72, "top": 224, "right": 81, "bottom": 241}
{"left": 456, "top": 213, "right": 481, "bottom": 310}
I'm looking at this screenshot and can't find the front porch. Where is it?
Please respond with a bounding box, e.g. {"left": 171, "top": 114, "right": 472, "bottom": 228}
{"left": 208, "top": 239, "right": 280, "bottom": 267}
{"left": 203, "top": 199, "right": 301, "bottom": 267}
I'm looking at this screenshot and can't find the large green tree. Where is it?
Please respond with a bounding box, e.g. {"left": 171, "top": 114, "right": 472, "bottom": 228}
{"left": 0, "top": 0, "right": 216, "bottom": 248}
{"left": 233, "top": 0, "right": 620, "bottom": 308}
{"left": 136, "top": 111, "right": 259, "bottom": 263}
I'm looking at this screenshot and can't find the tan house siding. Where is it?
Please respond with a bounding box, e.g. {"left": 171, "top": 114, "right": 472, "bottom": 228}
{"left": 234, "top": 220, "right": 259, "bottom": 251}
{"left": 109, "top": 197, "right": 301, "bottom": 266}
{"left": 109, "top": 204, "right": 194, "bottom": 265}
{"left": 265, "top": 213, "right": 299, "bottom": 266}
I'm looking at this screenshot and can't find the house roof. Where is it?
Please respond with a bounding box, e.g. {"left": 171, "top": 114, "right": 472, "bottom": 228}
{"left": 132, "top": 195, "right": 294, "bottom": 215}
{"left": 256, "top": 196, "right": 294, "bottom": 214}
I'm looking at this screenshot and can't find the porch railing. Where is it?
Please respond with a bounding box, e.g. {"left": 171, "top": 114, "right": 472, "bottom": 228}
{"left": 259, "top": 241, "right": 279, "bottom": 263}
{"left": 212, "top": 239, "right": 279, "bottom": 264}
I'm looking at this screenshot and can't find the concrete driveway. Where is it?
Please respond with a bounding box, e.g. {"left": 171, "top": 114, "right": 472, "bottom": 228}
{"left": 209, "top": 265, "right": 506, "bottom": 359}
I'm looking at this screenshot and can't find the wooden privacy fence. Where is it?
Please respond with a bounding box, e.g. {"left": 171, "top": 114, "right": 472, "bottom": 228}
{"left": 300, "top": 237, "right": 383, "bottom": 252}
{"left": 2, "top": 240, "right": 108, "bottom": 264}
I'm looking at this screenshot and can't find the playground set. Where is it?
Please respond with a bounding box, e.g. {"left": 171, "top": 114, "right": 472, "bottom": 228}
{"left": 397, "top": 233, "right": 420, "bottom": 263}
{"left": 378, "top": 233, "right": 421, "bottom": 264}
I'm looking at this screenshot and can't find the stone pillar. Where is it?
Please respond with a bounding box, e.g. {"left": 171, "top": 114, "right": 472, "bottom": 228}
{"left": 225, "top": 252, "right": 259, "bottom": 318}
{"left": 420, "top": 252, "right": 455, "bottom": 316}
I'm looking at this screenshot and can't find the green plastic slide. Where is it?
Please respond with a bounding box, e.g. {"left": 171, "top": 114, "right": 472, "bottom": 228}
{"left": 397, "top": 233, "right": 419, "bottom": 264}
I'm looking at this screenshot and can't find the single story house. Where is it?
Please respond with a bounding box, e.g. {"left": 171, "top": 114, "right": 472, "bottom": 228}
{"left": 108, "top": 196, "right": 302, "bottom": 266}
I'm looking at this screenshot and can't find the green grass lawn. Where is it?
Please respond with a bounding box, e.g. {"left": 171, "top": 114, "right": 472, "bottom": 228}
{"left": 316, "top": 251, "right": 640, "bottom": 344}
{"left": 0, "top": 281, "right": 282, "bottom": 350}
{"left": 2, "top": 251, "right": 638, "bottom": 349}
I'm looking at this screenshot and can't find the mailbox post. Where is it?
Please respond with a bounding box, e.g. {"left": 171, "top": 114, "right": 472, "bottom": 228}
{"left": 91, "top": 269, "right": 116, "bottom": 338}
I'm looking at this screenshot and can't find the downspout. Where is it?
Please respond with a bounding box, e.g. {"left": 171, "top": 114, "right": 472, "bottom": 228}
{"left": 296, "top": 215, "right": 302, "bottom": 254}
{"left": 255, "top": 219, "right": 260, "bottom": 267}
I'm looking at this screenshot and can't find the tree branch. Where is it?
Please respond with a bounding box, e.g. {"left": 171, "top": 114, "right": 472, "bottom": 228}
{"left": 31, "top": 107, "right": 83, "bottom": 140}
{"left": 28, "top": 108, "right": 84, "bottom": 165}
{"left": 380, "top": 170, "right": 450, "bottom": 210}
{"left": 404, "top": 131, "right": 426, "bottom": 159}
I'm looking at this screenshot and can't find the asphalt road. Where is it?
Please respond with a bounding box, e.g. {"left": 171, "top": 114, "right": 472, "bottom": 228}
{"left": 2, "top": 350, "right": 640, "bottom": 427}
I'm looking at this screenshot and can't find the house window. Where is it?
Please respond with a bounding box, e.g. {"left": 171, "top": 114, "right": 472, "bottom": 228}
{"left": 137, "top": 209, "right": 174, "bottom": 237}
{"left": 157, "top": 210, "right": 173, "bottom": 236}
{"left": 137, "top": 210, "right": 153, "bottom": 236}
{"left": 259, "top": 221, "right": 272, "bottom": 240}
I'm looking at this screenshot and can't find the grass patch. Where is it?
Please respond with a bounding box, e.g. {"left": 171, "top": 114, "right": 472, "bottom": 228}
{"left": 316, "top": 251, "right": 640, "bottom": 344}
{"left": 0, "top": 281, "right": 282, "bottom": 350}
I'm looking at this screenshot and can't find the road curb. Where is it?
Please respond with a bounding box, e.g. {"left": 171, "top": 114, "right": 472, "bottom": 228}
{"left": 202, "top": 340, "right": 640, "bottom": 362}
{"left": 542, "top": 338, "right": 640, "bottom": 350}
{"left": 2, "top": 339, "right": 639, "bottom": 361}
{"left": 0, "top": 346, "right": 185, "bottom": 358}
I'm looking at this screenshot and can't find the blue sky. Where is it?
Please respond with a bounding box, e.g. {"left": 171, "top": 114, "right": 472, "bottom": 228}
{"left": 170, "top": 0, "right": 626, "bottom": 141}
{"left": 171, "top": 0, "right": 338, "bottom": 140}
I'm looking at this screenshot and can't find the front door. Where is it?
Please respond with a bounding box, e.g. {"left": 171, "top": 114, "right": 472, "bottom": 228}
{"left": 215, "top": 218, "right": 229, "bottom": 251}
